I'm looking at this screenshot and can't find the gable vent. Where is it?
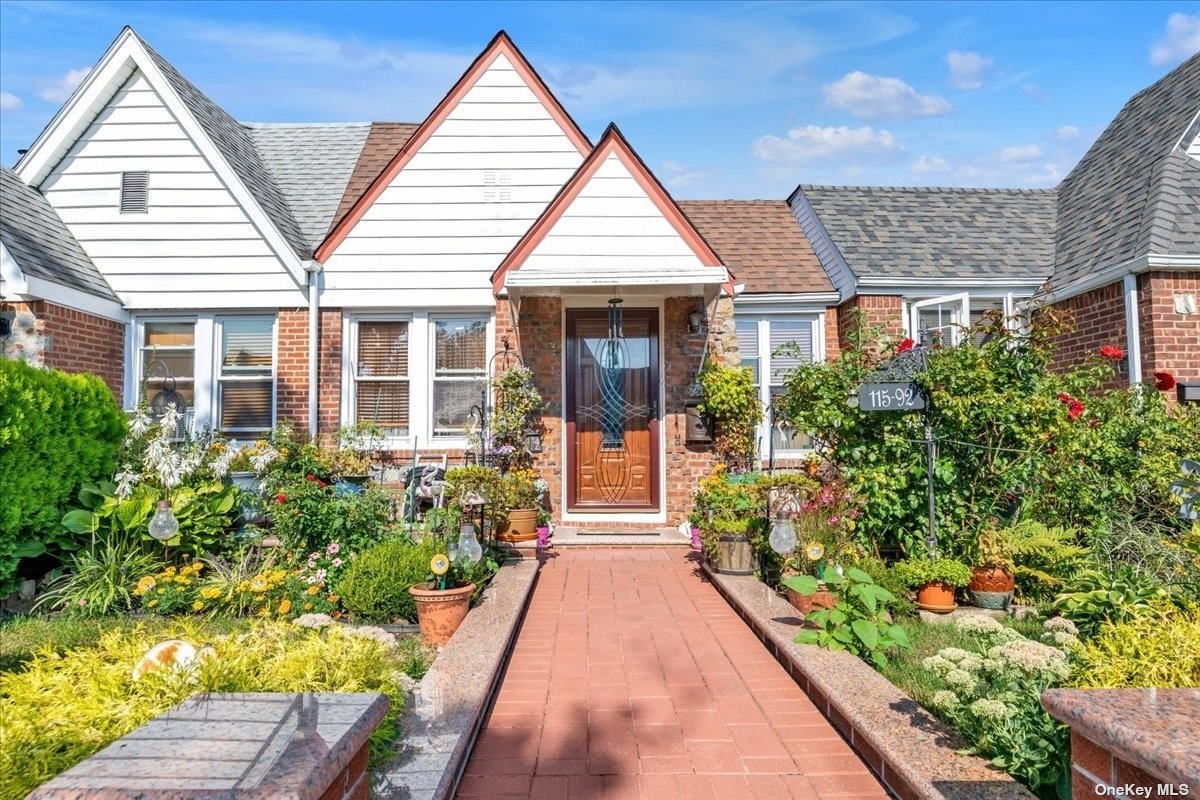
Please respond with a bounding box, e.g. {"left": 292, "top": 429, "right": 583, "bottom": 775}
{"left": 120, "top": 171, "right": 150, "bottom": 213}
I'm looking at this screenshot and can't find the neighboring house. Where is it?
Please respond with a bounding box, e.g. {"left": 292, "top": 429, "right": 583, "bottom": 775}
{"left": 0, "top": 29, "right": 1195, "bottom": 526}
{"left": 791, "top": 53, "right": 1200, "bottom": 388}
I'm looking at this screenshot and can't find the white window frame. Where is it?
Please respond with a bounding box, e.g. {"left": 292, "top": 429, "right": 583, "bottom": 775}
{"left": 214, "top": 315, "right": 278, "bottom": 437}
{"left": 736, "top": 313, "right": 825, "bottom": 461}
{"left": 903, "top": 291, "right": 1020, "bottom": 345}
{"left": 129, "top": 313, "right": 277, "bottom": 439}
{"left": 344, "top": 313, "right": 415, "bottom": 445}
{"left": 910, "top": 292, "right": 970, "bottom": 346}
{"left": 429, "top": 314, "right": 491, "bottom": 442}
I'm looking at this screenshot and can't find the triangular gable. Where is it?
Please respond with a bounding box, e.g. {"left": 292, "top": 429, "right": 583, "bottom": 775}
{"left": 492, "top": 124, "right": 730, "bottom": 293}
{"left": 13, "top": 28, "right": 307, "bottom": 285}
{"left": 315, "top": 31, "right": 591, "bottom": 263}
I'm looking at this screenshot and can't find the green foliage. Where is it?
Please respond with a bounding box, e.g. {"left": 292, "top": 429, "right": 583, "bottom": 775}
{"left": 266, "top": 476, "right": 393, "bottom": 556}
{"left": 778, "top": 313, "right": 1200, "bottom": 557}
{"left": 1070, "top": 604, "right": 1200, "bottom": 688}
{"left": 443, "top": 465, "right": 503, "bottom": 508}
{"left": 851, "top": 555, "right": 915, "bottom": 617}
{"left": 34, "top": 536, "right": 162, "bottom": 617}
{"left": 1052, "top": 568, "right": 1168, "bottom": 635}
{"left": 499, "top": 468, "right": 541, "bottom": 509}
{"left": 893, "top": 557, "right": 972, "bottom": 589}
{"left": 1083, "top": 515, "right": 1200, "bottom": 599}
{"left": 486, "top": 365, "right": 544, "bottom": 473}
{"left": 698, "top": 363, "right": 762, "bottom": 469}
{"left": 692, "top": 466, "right": 761, "bottom": 560}
{"left": 0, "top": 359, "right": 126, "bottom": 593}
{"left": 337, "top": 536, "right": 441, "bottom": 623}
{"left": 787, "top": 567, "right": 910, "bottom": 668}
{"left": 64, "top": 480, "right": 241, "bottom": 558}
{"left": 0, "top": 619, "right": 413, "bottom": 799}
{"left": 997, "top": 521, "right": 1089, "bottom": 606}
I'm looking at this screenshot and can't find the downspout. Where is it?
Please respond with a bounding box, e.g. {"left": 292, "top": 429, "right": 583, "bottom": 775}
{"left": 1123, "top": 273, "right": 1142, "bottom": 386}
{"left": 304, "top": 261, "right": 322, "bottom": 437}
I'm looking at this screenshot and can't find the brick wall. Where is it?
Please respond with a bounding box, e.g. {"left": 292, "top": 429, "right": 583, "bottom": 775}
{"left": 1066, "top": 731, "right": 1167, "bottom": 800}
{"left": 1047, "top": 281, "right": 1128, "bottom": 385}
{"left": 275, "top": 308, "right": 344, "bottom": 437}
{"left": 1138, "top": 271, "right": 1200, "bottom": 386}
{"left": 1, "top": 299, "right": 125, "bottom": 399}
{"left": 823, "top": 304, "right": 841, "bottom": 361}
{"left": 836, "top": 295, "right": 903, "bottom": 353}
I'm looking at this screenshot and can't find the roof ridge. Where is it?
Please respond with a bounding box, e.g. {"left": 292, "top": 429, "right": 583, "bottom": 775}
{"left": 241, "top": 121, "right": 374, "bottom": 128}
{"left": 799, "top": 184, "right": 1056, "bottom": 194}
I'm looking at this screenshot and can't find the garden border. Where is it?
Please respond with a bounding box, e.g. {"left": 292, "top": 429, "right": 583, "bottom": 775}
{"left": 373, "top": 555, "right": 539, "bottom": 800}
{"left": 701, "top": 563, "right": 1036, "bottom": 800}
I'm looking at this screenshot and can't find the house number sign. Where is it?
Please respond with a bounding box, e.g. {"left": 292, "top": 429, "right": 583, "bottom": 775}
{"left": 858, "top": 382, "right": 927, "bottom": 411}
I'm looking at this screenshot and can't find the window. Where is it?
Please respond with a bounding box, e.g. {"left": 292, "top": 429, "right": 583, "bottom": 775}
{"left": 217, "top": 317, "right": 274, "bottom": 434}
{"left": 120, "top": 171, "right": 149, "bottom": 213}
{"left": 736, "top": 316, "right": 818, "bottom": 457}
{"left": 432, "top": 317, "right": 487, "bottom": 438}
{"left": 141, "top": 321, "right": 195, "bottom": 422}
{"left": 355, "top": 321, "right": 410, "bottom": 437}
{"left": 907, "top": 293, "right": 1016, "bottom": 346}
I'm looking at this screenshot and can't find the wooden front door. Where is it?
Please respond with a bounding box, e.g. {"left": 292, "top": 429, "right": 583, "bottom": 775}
{"left": 566, "top": 308, "right": 660, "bottom": 511}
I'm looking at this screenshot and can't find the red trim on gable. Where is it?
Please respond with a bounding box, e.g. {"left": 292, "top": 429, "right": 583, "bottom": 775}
{"left": 313, "top": 31, "right": 591, "bottom": 263}
{"left": 491, "top": 124, "right": 731, "bottom": 294}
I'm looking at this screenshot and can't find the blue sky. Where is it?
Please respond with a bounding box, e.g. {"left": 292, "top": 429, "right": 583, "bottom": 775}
{"left": 1, "top": 1, "right": 1197, "bottom": 198}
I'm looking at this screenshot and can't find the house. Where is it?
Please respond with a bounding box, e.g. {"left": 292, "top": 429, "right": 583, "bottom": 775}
{"left": 790, "top": 53, "right": 1200, "bottom": 387}
{"left": 1, "top": 29, "right": 1196, "bottom": 527}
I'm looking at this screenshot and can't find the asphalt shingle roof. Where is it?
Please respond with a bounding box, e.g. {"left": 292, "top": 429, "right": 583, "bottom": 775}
{"left": 0, "top": 166, "right": 118, "bottom": 301}
{"left": 247, "top": 123, "right": 372, "bottom": 253}
{"left": 331, "top": 122, "right": 421, "bottom": 233}
{"left": 1054, "top": 52, "right": 1200, "bottom": 287}
{"left": 677, "top": 200, "right": 832, "bottom": 293}
{"left": 797, "top": 185, "right": 1058, "bottom": 282}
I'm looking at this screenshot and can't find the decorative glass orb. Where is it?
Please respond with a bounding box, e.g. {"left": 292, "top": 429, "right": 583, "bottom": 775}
{"left": 148, "top": 500, "right": 179, "bottom": 542}
{"left": 768, "top": 518, "right": 798, "bottom": 555}
{"left": 458, "top": 523, "right": 483, "bottom": 564}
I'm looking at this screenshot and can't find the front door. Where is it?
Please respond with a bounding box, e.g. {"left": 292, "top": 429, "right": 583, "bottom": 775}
{"left": 565, "top": 308, "right": 660, "bottom": 511}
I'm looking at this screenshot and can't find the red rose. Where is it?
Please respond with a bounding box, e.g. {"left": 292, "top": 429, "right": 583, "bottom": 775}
{"left": 1067, "top": 400, "right": 1084, "bottom": 420}
{"left": 1099, "top": 345, "right": 1124, "bottom": 360}
{"left": 275, "top": 494, "right": 287, "bottom": 504}
{"left": 1154, "top": 372, "right": 1176, "bottom": 391}
{"left": 306, "top": 474, "right": 316, "bottom": 482}
{"left": 1057, "top": 392, "right": 1071, "bottom": 403}
{"left": 897, "top": 338, "right": 915, "bottom": 354}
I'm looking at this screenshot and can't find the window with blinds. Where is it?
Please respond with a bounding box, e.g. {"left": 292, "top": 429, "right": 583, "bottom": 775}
{"left": 120, "top": 171, "right": 150, "bottom": 213}
{"left": 355, "top": 321, "right": 409, "bottom": 437}
{"left": 735, "top": 317, "right": 817, "bottom": 455}
{"left": 141, "top": 321, "right": 195, "bottom": 423}
{"left": 768, "top": 320, "right": 813, "bottom": 385}
{"left": 218, "top": 317, "right": 274, "bottom": 434}
{"left": 432, "top": 318, "right": 487, "bottom": 438}
{"left": 735, "top": 319, "right": 760, "bottom": 386}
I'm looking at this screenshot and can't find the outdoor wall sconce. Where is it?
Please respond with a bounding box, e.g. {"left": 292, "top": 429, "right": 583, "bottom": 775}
{"left": 687, "top": 308, "right": 707, "bottom": 335}
{"left": 524, "top": 414, "right": 544, "bottom": 453}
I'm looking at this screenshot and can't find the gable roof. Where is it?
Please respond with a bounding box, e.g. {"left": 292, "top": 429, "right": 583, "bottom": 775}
{"left": 247, "top": 122, "right": 373, "bottom": 253}
{"left": 795, "top": 185, "right": 1057, "bottom": 285}
{"left": 0, "top": 166, "right": 118, "bottom": 301}
{"left": 330, "top": 122, "right": 421, "bottom": 232}
{"left": 493, "top": 124, "right": 729, "bottom": 293}
{"left": 677, "top": 200, "right": 832, "bottom": 294}
{"left": 1053, "top": 53, "right": 1200, "bottom": 287}
{"left": 315, "top": 31, "right": 591, "bottom": 263}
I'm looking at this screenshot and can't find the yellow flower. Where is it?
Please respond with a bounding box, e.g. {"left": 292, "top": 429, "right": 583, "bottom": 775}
{"left": 201, "top": 587, "right": 221, "bottom": 600}
{"left": 430, "top": 554, "right": 450, "bottom": 576}
{"left": 192, "top": 601, "right": 205, "bottom": 611}
{"left": 306, "top": 585, "right": 319, "bottom": 596}
{"left": 805, "top": 542, "right": 826, "bottom": 562}
{"left": 249, "top": 577, "right": 268, "bottom": 593}
{"left": 305, "top": 602, "right": 314, "bottom": 611}
{"left": 257, "top": 607, "right": 270, "bottom": 618}
{"left": 163, "top": 567, "right": 176, "bottom": 577}
{"left": 134, "top": 576, "right": 156, "bottom": 596}
{"left": 147, "top": 599, "right": 158, "bottom": 608}
{"left": 191, "top": 562, "right": 203, "bottom": 572}
{"left": 327, "top": 594, "right": 339, "bottom": 604}
{"left": 278, "top": 599, "right": 292, "bottom": 615}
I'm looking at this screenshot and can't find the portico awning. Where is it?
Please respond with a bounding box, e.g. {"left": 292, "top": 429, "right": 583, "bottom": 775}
{"left": 502, "top": 263, "right": 730, "bottom": 302}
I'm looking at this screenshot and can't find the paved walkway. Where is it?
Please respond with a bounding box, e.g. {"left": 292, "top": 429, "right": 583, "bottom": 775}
{"left": 456, "top": 549, "right": 888, "bottom": 800}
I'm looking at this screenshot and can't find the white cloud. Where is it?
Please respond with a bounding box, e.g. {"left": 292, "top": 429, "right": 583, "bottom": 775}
{"left": 0, "top": 92, "right": 21, "bottom": 112}
{"left": 822, "top": 71, "right": 951, "bottom": 120}
{"left": 660, "top": 160, "right": 706, "bottom": 189}
{"left": 1055, "top": 125, "right": 1081, "bottom": 141}
{"left": 945, "top": 51, "right": 993, "bottom": 89}
{"left": 752, "top": 124, "right": 904, "bottom": 165}
{"left": 1150, "top": 12, "right": 1200, "bottom": 66}
{"left": 912, "top": 155, "right": 952, "bottom": 174}
{"left": 37, "top": 67, "right": 89, "bottom": 103}
{"left": 1022, "top": 82, "right": 1050, "bottom": 102}
{"left": 999, "top": 144, "right": 1045, "bottom": 162}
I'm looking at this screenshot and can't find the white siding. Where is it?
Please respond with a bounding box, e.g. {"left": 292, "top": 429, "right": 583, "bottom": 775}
{"left": 321, "top": 52, "right": 585, "bottom": 308}
{"left": 41, "top": 70, "right": 302, "bottom": 309}
{"left": 517, "top": 153, "right": 707, "bottom": 275}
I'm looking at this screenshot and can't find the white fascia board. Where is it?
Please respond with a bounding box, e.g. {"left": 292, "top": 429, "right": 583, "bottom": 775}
{"left": 1042, "top": 253, "right": 1200, "bottom": 303}
{"left": 0, "top": 243, "right": 29, "bottom": 295}
{"left": 505, "top": 266, "right": 729, "bottom": 288}
{"left": 14, "top": 29, "right": 307, "bottom": 290}
{"left": 734, "top": 292, "right": 840, "bottom": 311}
{"left": 21, "top": 275, "right": 130, "bottom": 322}
{"left": 857, "top": 276, "right": 1044, "bottom": 292}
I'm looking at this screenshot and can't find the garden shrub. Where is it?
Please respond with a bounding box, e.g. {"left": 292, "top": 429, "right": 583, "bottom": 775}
{"left": 337, "top": 536, "right": 441, "bottom": 623}
{"left": 0, "top": 359, "right": 126, "bottom": 593}
{"left": 0, "top": 620, "right": 409, "bottom": 800}
{"left": 1070, "top": 604, "right": 1200, "bottom": 688}
{"left": 267, "top": 475, "right": 393, "bottom": 555}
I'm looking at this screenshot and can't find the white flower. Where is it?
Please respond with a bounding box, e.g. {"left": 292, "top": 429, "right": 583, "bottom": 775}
{"left": 922, "top": 654, "right": 954, "bottom": 674}
{"left": 953, "top": 616, "right": 1007, "bottom": 635}
{"left": 160, "top": 403, "right": 182, "bottom": 433}
{"left": 292, "top": 613, "right": 335, "bottom": 629}
{"left": 1041, "top": 630, "right": 1081, "bottom": 651}
{"left": 944, "top": 668, "right": 978, "bottom": 692}
{"left": 1043, "top": 617, "right": 1078, "bottom": 635}
{"left": 345, "top": 626, "right": 396, "bottom": 645}
{"left": 968, "top": 698, "right": 1011, "bottom": 720}
{"left": 939, "top": 647, "right": 972, "bottom": 663}
{"left": 931, "top": 690, "right": 960, "bottom": 710}
{"left": 115, "top": 470, "right": 141, "bottom": 499}
{"left": 987, "top": 639, "right": 1070, "bottom": 681}
{"left": 250, "top": 445, "right": 279, "bottom": 473}
{"left": 130, "top": 409, "right": 153, "bottom": 436}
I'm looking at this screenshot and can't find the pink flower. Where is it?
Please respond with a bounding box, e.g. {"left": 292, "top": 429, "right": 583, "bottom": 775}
{"left": 332, "top": 558, "right": 343, "bottom": 568}
{"left": 827, "top": 515, "right": 841, "bottom": 526}
{"left": 326, "top": 542, "right": 340, "bottom": 555}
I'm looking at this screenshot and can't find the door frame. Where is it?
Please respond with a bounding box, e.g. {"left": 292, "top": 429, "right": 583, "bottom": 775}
{"left": 562, "top": 304, "right": 663, "bottom": 517}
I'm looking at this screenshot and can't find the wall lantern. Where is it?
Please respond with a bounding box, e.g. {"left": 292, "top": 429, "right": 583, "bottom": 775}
{"left": 687, "top": 308, "right": 706, "bottom": 336}
{"left": 524, "top": 415, "right": 544, "bottom": 454}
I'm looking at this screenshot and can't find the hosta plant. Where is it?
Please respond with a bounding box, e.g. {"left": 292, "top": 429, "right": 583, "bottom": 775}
{"left": 786, "top": 567, "right": 910, "bottom": 668}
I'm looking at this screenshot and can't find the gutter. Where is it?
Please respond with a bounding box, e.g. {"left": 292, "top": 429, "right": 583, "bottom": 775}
{"left": 304, "top": 260, "right": 322, "bottom": 438}
{"left": 1041, "top": 253, "right": 1200, "bottom": 304}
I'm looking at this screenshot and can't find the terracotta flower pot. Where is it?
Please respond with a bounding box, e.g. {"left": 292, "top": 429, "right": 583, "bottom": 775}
{"left": 969, "top": 566, "right": 1015, "bottom": 593}
{"left": 786, "top": 586, "right": 837, "bottom": 616}
{"left": 916, "top": 581, "right": 957, "bottom": 613}
{"left": 498, "top": 508, "right": 539, "bottom": 542}
{"left": 409, "top": 583, "right": 475, "bottom": 646}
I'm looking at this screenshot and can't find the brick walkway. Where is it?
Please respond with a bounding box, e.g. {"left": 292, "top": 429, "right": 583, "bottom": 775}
{"left": 456, "top": 549, "right": 889, "bottom": 800}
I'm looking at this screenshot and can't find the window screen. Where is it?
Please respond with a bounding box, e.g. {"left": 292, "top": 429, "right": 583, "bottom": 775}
{"left": 432, "top": 318, "right": 487, "bottom": 438}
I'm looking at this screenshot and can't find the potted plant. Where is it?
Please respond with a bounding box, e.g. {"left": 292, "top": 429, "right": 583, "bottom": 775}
{"left": 444, "top": 465, "right": 501, "bottom": 509}
{"left": 783, "top": 542, "right": 838, "bottom": 614}
{"left": 334, "top": 422, "right": 380, "bottom": 486}
{"left": 409, "top": 552, "right": 476, "bottom": 647}
{"left": 486, "top": 364, "right": 543, "bottom": 473}
{"left": 692, "top": 466, "right": 758, "bottom": 574}
{"left": 697, "top": 364, "right": 762, "bottom": 470}
{"left": 967, "top": 523, "right": 1016, "bottom": 609}
{"left": 497, "top": 468, "right": 541, "bottom": 542}
{"left": 894, "top": 557, "right": 972, "bottom": 613}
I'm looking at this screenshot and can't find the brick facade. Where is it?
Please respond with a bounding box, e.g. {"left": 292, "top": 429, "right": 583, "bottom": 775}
{"left": 1137, "top": 271, "right": 1200, "bottom": 385}
{"left": 0, "top": 299, "right": 125, "bottom": 399}
{"left": 836, "top": 294, "right": 903, "bottom": 353}
{"left": 275, "top": 307, "right": 344, "bottom": 438}
{"left": 1046, "top": 281, "right": 1128, "bottom": 384}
